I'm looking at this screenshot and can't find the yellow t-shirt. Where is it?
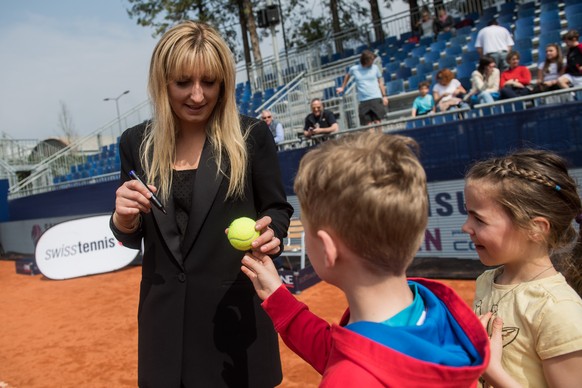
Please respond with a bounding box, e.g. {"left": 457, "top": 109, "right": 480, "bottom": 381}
{"left": 474, "top": 268, "right": 582, "bottom": 388}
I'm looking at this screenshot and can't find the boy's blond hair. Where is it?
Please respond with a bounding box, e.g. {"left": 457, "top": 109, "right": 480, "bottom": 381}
{"left": 294, "top": 132, "right": 428, "bottom": 275}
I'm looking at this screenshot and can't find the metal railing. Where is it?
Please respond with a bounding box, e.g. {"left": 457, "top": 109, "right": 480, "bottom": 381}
{"left": 8, "top": 100, "right": 151, "bottom": 199}
{"left": 275, "top": 86, "right": 582, "bottom": 151}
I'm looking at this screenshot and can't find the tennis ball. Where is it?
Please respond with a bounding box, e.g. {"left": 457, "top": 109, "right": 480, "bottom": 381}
{"left": 227, "top": 217, "right": 260, "bottom": 251}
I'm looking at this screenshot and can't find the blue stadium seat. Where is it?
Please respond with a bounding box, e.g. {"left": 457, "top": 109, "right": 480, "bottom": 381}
{"left": 481, "top": 7, "right": 497, "bottom": 19}
{"left": 445, "top": 45, "right": 463, "bottom": 57}
{"left": 520, "top": 1, "right": 535, "bottom": 9}
{"left": 401, "top": 42, "right": 416, "bottom": 53}
{"left": 404, "top": 56, "right": 420, "bottom": 68}
{"left": 458, "top": 76, "right": 471, "bottom": 91}
{"left": 456, "top": 26, "right": 472, "bottom": 37}
{"left": 514, "top": 28, "right": 534, "bottom": 42}
{"left": 515, "top": 16, "right": 534, "bottom": 30}
{"left": 386, "top": 79, "right": 405, "bottom": 95}
{"left": 540, "top": 19, "right": 563, "bottom": 33}
{"left": 419, "top": 36, "right": 434, "bottom": 47}
{"left": 411, "top": 46, "right": 427, "bottom": 58}
{"left": 538, "top": 31, "right": 563, "bottom": 50}
{"left": 449, "top": 36, "right": 468, "bottom": 47}
{"left": 430, "top": 41, "right": 446, "bottom": 53}
{"left": 416, "top": 62, "right": 435, "bottom": 76}
{"left": 407, "top": 74, "right": 427, "bottom": 91}
{"left": 499, "top": 2, "right": 517, "bottom": 14}
{"left": 424, "top": 50, "right": 442, "bottom": 64}
{"left": 437, "top": 31, "right": 453, "bottom": 42}
{"left": 385, "top": 61, "right": 400, "bottom": 73}
{"left": 393, "top": 50, "right": 408, "bottom": 61}
{"left": 497, "top": 14, "right": 514, "bottom": 25}
{"left": 514, "top": 39, "right": 533, "bottom": 52}
{"left": 517, "top": 7, "right": 535, "bottom": 18}
{"left": 456, "top": 62, "right": 475, "bottom": 79}
{"left": 519, "top": 50, "right": 533, "bottom": 66}
{"left": 566, "top": 3, "right": 582, "bottom": 15}
{"left": 438, "top": 56, "right": 457, "bottom": 70}
{"left": 395, "top": 66, "right": 412, "bottom": 80}
{"left": 461, "top": 51, "right": 480, "bottom": 64}
{"left": 568, "top": 13, "right": 582, "bottom": 31}
{"left": 539, "top": 9, "right": 560, "bottom": 21}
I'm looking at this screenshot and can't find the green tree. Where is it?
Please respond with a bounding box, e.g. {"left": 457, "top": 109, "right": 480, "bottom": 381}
{"left": 283, "top": 0, "right": 369, "bottom": 51}
{"left": 126, "top": 0, "right": 263, "bottom": 78}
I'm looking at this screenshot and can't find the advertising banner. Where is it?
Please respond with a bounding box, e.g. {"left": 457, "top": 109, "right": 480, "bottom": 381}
{"left": 35, "top": 215, "right": 140, "bottom": 279}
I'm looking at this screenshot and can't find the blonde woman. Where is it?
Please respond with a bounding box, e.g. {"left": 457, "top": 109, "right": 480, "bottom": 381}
{"left": 110, "top": 21, "right": 292, "bottom": 387}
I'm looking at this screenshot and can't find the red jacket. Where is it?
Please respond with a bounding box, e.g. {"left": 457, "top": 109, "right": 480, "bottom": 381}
{"left": 262, "top": 278, "right": 489, "bottom": 387}
{"left": 500, "top": 66, "right": 531, "bottom": 88}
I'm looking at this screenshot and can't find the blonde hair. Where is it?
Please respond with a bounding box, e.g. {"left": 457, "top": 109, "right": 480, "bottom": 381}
{"left": 142, "top": 21, "right": 247, "bottom": 202}
{"left": 294, "top": 132, "right": 428, "bottom": 275}
{"left": 466, "top": 149, "right": 582, "bottom": 295}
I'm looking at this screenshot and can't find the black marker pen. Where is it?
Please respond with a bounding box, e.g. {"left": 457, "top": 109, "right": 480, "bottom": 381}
{"left": 129, "top": 170, "right": 167, "bottom": 215}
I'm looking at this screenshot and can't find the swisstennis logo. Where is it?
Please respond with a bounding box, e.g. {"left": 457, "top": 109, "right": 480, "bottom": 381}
{"left": 35, "top": 215, "right": 139, "bottom": 280}
{"left": 43, "top": 237, "right": 116, "bottom": 260}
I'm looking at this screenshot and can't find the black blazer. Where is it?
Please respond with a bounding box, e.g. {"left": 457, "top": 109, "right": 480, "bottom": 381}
{"left": 111, "top": 116, "right": 293, "bottom": 387}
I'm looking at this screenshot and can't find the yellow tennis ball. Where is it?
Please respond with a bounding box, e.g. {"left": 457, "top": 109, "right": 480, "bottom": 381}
{"left": 227, "top": 217, "right": 260, "bottom": 251}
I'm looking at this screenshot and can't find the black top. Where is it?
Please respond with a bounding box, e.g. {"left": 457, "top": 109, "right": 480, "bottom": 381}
{"left": 172, "top": 169, "right": 197, "bottom": 242}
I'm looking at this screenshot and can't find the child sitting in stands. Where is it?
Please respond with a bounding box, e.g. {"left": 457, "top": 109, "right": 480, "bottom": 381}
{"left": 241, "top": 132, "right": 489, "bottom": 387}
{"left": 558, "top": 30, "right": 582, "bottom": 89}
{"left": 411, "top": 81, "right": 436, "bottom": 117}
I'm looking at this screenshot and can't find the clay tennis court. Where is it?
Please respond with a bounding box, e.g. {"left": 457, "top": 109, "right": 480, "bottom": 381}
{"left": 0, "top": 259, "right": 477, "bottom": 387}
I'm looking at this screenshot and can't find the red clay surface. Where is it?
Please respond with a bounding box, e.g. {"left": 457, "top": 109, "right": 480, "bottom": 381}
{"left": 0, "top": 260, "right": 475, "bottom": 387}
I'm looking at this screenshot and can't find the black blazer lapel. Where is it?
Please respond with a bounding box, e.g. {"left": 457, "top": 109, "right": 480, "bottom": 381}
{"left": 180, "top": 140, "right": 224, "bottom": 258}
{"left": 152, "top": 192, "right": 185, "bottom": 268}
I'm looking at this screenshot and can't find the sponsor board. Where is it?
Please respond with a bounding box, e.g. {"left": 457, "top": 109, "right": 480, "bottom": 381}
{"left": 279, "top": 265, "right": 321, "bottom": 294}
{"left": 35, "top": 215, "right": 140, "bottom": 279}
{"left": 418, "top": 167, "right": 582, "bottom": 258}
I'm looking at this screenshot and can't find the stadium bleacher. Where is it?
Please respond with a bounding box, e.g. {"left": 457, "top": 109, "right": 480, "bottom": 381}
{"left": 50, "top": 0, "right": 582, "bottom": 182}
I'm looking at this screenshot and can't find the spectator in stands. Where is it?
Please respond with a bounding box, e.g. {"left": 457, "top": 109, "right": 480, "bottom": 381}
{"left": 433, "top": 8, "right": 454, "bottom": 36}
{"left": 466, "top": 56, "right": 500, "bottom": 105}
{"left": 261, "top": 110, "right": 284, "bottom": 144}
{"left": 416, "top": 9, "right": 435, "bottom": 38}
{"left": 475, "top": 19, "right": 514, "bottom": 72}
{"left": 557, "top": 30, "right": 582, "bottom": 89}
{"left": 411, "top": 81, "right": 436, "bottom": 117}
{"left": 336, "top": 50, "right": 389, "bottom": 127}
{"left": 303, "top": 98, "right": 339, "bottom": 139}
{"left": 432, "top": 69, "right": 467, "bottom": 112}
{"left": 110, "top": 21, "right": 293, "bottom": 387}
{"left": 534, "top": 44, "right": 565, "bottom": 93}
{"left": 500, "top": 51, "right": 532, "bottom": 99}
{"left": 240, "top": 132, "right": 489, "bottom": 387}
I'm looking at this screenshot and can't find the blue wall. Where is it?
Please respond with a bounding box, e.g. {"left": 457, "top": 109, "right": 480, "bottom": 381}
{"left": 0, "top": 179, "right": 8, "bottom": 221}
{"left": 278, "top": 101, "right": 582, "bottom": 195}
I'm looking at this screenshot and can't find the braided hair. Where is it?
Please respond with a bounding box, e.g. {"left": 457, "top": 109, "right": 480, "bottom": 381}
{"left": 466, "top": 149, "right": 582, "bottom": 296}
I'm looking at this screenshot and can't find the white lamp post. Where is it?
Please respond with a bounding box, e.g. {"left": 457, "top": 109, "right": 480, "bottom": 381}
{"left": 103, "top": 90, "right": 130, "bottom": 134}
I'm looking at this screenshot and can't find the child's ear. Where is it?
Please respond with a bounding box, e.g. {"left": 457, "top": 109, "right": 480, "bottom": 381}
{"left": 317, "top": 230, "right": 338, "bottom": 268}
{"left": 530, "top": 216, "right": 550, "bottom": 242}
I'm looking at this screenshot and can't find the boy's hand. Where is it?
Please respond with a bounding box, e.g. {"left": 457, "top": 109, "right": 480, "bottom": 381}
{"left": 241, "top": 251, "right": 283, "bottom": 301}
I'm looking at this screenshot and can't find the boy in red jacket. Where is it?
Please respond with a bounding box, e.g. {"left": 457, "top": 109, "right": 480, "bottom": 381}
{"left": 241, "top": 132, "right": 489, "bottom": 387}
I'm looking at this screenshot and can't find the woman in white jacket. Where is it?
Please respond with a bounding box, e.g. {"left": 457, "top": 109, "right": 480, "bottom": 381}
{"left": 468, "top": 56, "right": 500, "bottom": 105}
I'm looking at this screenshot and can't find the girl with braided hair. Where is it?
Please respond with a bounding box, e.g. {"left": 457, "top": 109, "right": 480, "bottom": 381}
{"left": 462, "top": 149, "right": 582, "bottom": 387}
